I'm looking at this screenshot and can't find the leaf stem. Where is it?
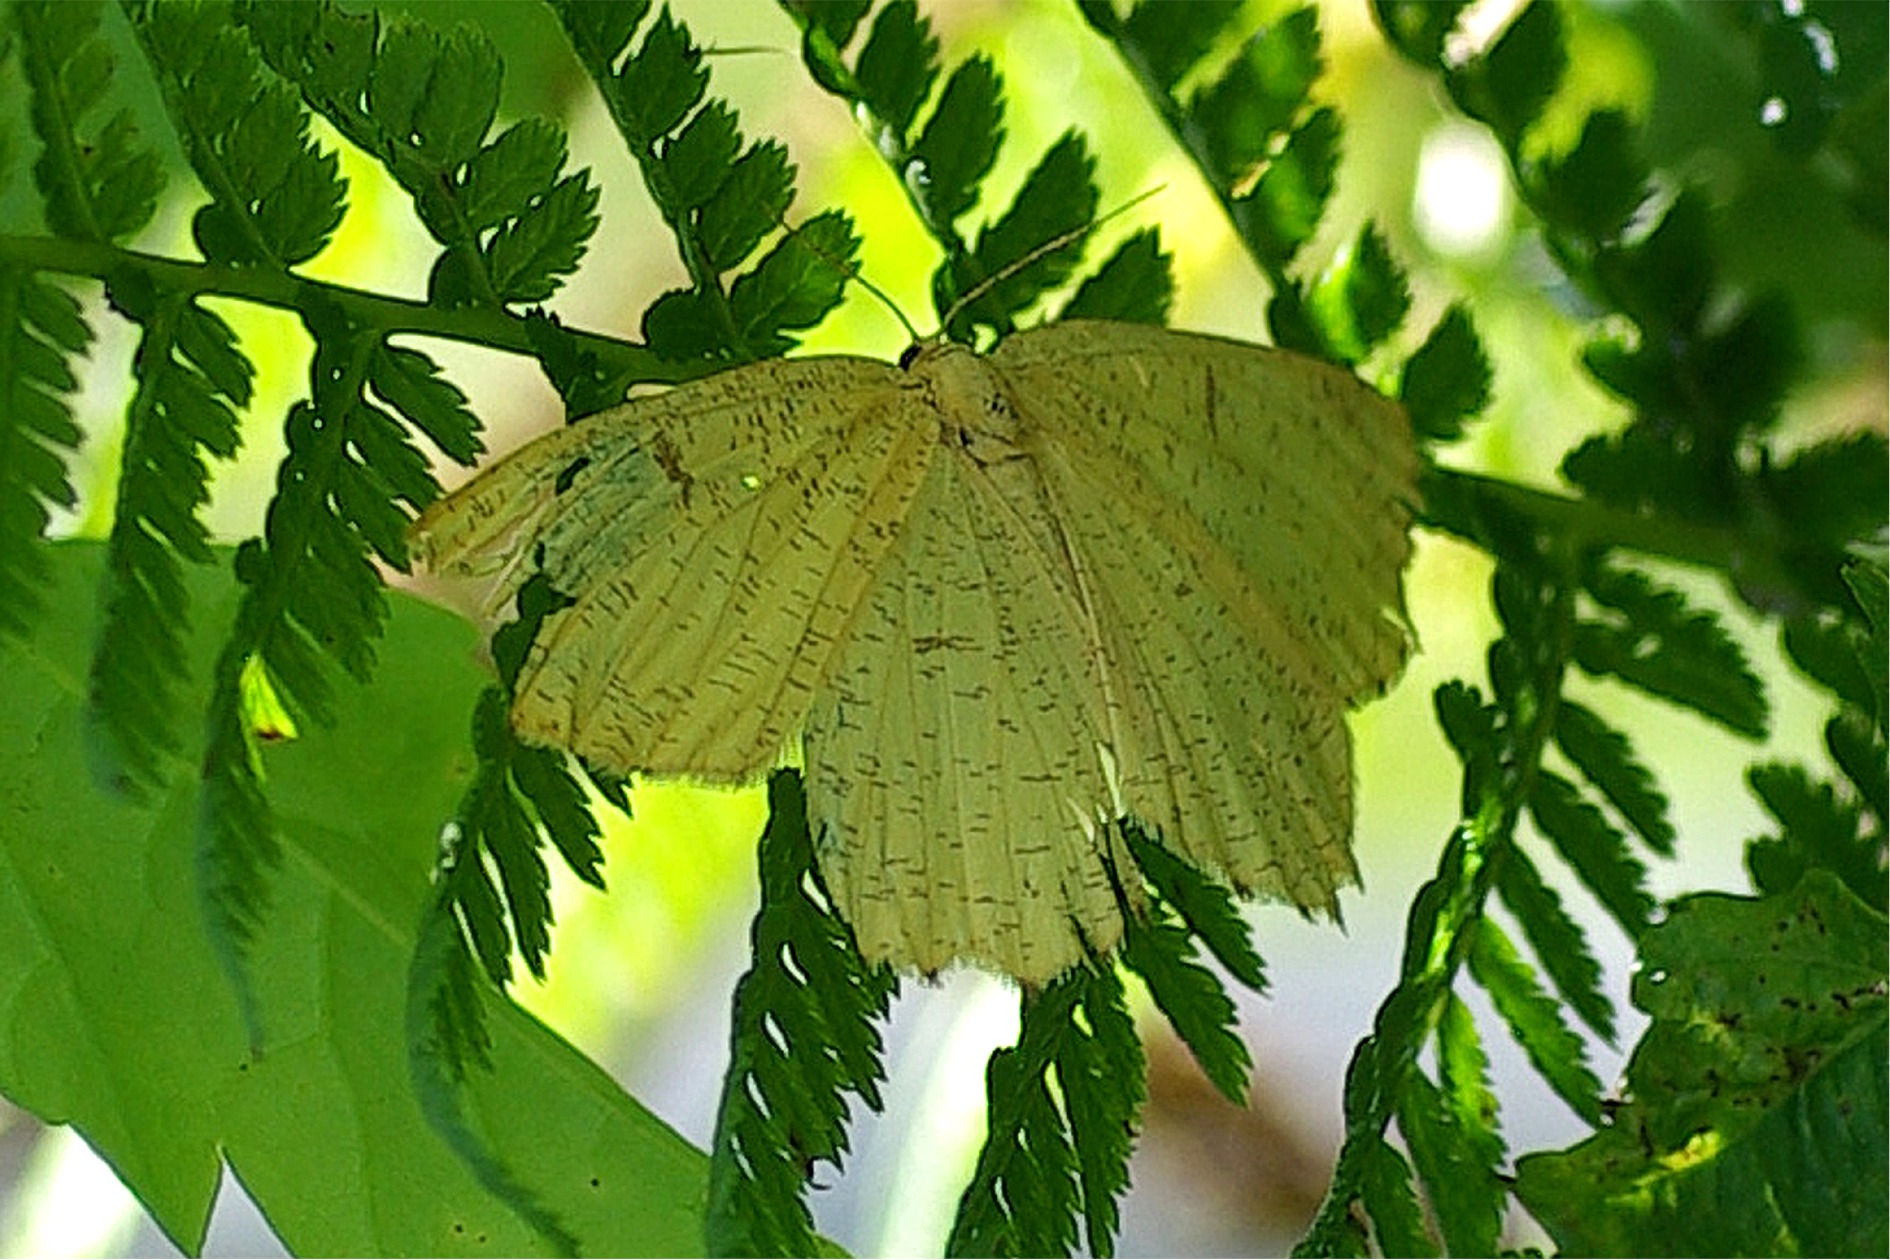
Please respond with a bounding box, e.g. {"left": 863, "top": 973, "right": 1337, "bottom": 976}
{"left": 0, "top": 233, "right": 676, "bottom": 385}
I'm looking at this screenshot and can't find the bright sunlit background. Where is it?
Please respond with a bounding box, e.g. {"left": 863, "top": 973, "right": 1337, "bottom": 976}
{"left": 3, "top": 0, "right": 1881, "bottom": 1255}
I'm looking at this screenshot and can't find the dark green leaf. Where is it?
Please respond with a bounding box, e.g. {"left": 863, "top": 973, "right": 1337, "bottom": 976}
{"left": 1763, "top": 434, "right": 1890, "bottom": 580}
{"left": 1193, "top": 8, "right": 1322, "bottom": 182}
{"left": 16, "top": 0, "right": 165, "bottom": 242}
{"left": 1055, "top": 967, "right": 1143, "bottom": 1257}
{"left": 1395, "top": 1069, "right": 1503, "bottom": 1256}
{"left": 911, "top": 55, "right": 1005, "bottom": 228}
{"left": 727, "top": 209, "right": 861, "bottom": 354}
{"left": 0, "top": 271, "right": 92, "bottom": 641}
{"left": 1529, "top": 109, "right": 1647, "bottom": 242}
{"left": 663, "top": 101, "right": 741, "bottom": 210}
{"left": 1237, "top": 104, "right": 1338, "bottom": 269}
{"left": 1119, "top": 901, "right": 1250, "bottom": 1106}
{"left": 133, "top": 0, "right": 346, "bottom": 268}
{"left": 1528, "top": 770, "right": 1656, "bottom": 938}
{"left": 1122, "top": 820, "right": 1266, "bottom": 992}
{"left": 1574, "top": 563, "right": 1769, "bottom": 738}
{"left": 1398, "top": 303, "right": 1490, "bottom": 443}
{"left": 1358, "top": 1137, "right": 1435, "bottom": 1257}
{"left": 1371, "top": 0, "right": 1471, "bottom": 66}
{"left": 1746, "top": 762, "right": 1885, "bottom": 913}
{"left": 620, "top": 7, "right": 708, "bottom": 140}
{"left": 483, "top": 172, "right": 600, "bottom": 304}
{"left": 1433, "top": 679, "right": 1501, "bottom": 815}
{"left": 1467, "top": 914, "right": 1604, "bottom": 1124}
{"left": 697, "top": 141, "right": 793, "bottom": 271}
{"left": 1307, "top": 221, "right": 1410, "bottom": 364}
{"left": 1554, "top": 699, "right": 1675, "bottom": 855}
{"left": 855, "top": 0, "right": 938, "bottom": 142}
{"left": 1059, "top": 228, "right": 1174, "bottom": 325}
{"left": 1445, "top": 0, "right": 1564, "bottom": 144}
{"left": 1120, "top": 0, "right": 1242, "bottom": 91}
{"left": 461, "top": 119, "right": 569, "bottom": 231}
{"left": 1593, "top": 190, "right": 1714, "bottom": 338}
{"left": 369, "top": 344, "right": 483, "bottom": 467}
{"left": 951, "top": 131, "right": 1098, "bottom": 333}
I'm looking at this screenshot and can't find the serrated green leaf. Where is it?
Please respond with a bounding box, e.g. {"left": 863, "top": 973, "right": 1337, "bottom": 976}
{"left": 1371, "top": 0, "right": 1472, "bottom": 66}
{"left": 1399, "top": 303, "right": 1490, "bottom": 443}
{"left": 1432, "top": 679, "right": 1501, "bottom": 815}
{"left": 1575, "top": 563, "right": 1770, "bottom": 738}
{"left": 1058, "top": 228, "right": 1174, "bottom": 325}
{"left": 1496, "top": 846, "right": 1617, "bottom": 1042}
{"left": 707, "top": 770, "right": 895, "bottom": 1258}
{"left": 1122, "top": 820, "right": 1266, "bottom": 992}
{"left": 85, "top": 291, "right": 248, "bottom": 797}
{"left": 663, "top": 101, "right": 741, "bottom": 210}
{"left": 1515, "top": 872, "right": 1888, "bottom": 1257}
{"left": 911, "top": 55, "right": 1004, "bottom": 228}
{"left": 1395, "top": 1069, "right": 1503, "bottom": 1256}
{"left": 617, "top": 8, "right": 707, "bottom": 142}
{"left": 1358, "top": 1136, "right": 1436, "bottom": 1257}
{"left": 787, "top": 0, "right": 869, "bottom": 48}
{"left": 1529, "top": 770, "right": 1656, "bottom": 938}
{"left": 1827, "top": 709, "right": 1888, "bottom": 824}
{"left": 1468, "top": 914, "right": 1604, "bottom": 1124}
{"left": 1594, "top": 190, "right": 1714, "bottom": 338}
{"left": 1745, "top": 761, "right": 1885, "bottom": 913}
{"left": 1055, "top": 966, "right": 1143, "bottom": 1258}
{"left": 1236, "top": 104, "right": 1338, "bottom": 269}
{"left": 0, "top": 270, "right": 91, "bottom": 641}
{"left": 951, "top": 130, "right": 1098, "bottom": 333}
{"left": 1120, "top": 0, "right": 1243, "bottom": 92}
{"left": 855, "top": 0, "right": 938, "bottom": 142}
{"left": 1445, "top": 0, "right": 1564, "bottom": 144}
{"left": 2, "top": 541, "right": 708, "bottom": 1256}
{"left": 698, "top": 140, "right": 793, "bottom": 271}
{"left": 1555, "top": 699, "right": 1675, "bottom": 855}
{"left": 16, "top": 0, "right": 165, "bottom": 243}
{"left": 369, "top": 344, "right": 482, "bottom": 467}
{"left": 1764, "top": 434, "right": 1890, "bottom": 585}
{"left": 1308, "top": 221, "right": 1411, "bottom": 364}
{"left": 1119, "top": 900, "right": 1250, "bottom": 1105}
{"left": 461, "top": 118, "right": 569, "bottom": 231}
{"left": 727, "top": 209, "right": 860, "bottom": 353}
{"left": 1193, "top": 8, "right": 1321, "bottom": 182}
{"left": 133, "top": 0, "right": 346, "bottom": 268}
{"left": 484, "top": 172, "right": 600, "bottom": 304}
{"left": 1530, "top": 109, "right": 1648, "bottom": 242}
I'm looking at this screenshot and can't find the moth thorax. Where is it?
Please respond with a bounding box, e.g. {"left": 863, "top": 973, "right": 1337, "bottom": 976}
{"left": 918, "top": 342, "right": 1023, "bottom": 465}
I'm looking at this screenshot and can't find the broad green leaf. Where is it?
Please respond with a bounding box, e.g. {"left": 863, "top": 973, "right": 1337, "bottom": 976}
{"left": 1515, "top": 872, "right": 1888, "bottom": 1257}
{"left": 0, "top": 542, "right": 707, "bottom": 1255}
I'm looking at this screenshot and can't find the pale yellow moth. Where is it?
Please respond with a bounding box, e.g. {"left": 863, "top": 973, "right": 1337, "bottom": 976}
{"left": 409, "top": 320, "right": 1417, "bottom": 985}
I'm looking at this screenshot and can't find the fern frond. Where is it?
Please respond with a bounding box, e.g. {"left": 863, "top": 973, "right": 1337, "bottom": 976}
{"left": 708, "top": 771, "right": 896, "bottom": 1258}
{"left": 0, "top": 269, "right": 90, "bottom": 641}
{"left": 947, "top": 964, "right": 1142, "bottom": 1259}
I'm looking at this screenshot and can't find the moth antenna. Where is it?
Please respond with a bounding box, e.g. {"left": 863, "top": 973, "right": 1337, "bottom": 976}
{"left": 937, "top": 185, "right": 1166, "bottom": 333}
